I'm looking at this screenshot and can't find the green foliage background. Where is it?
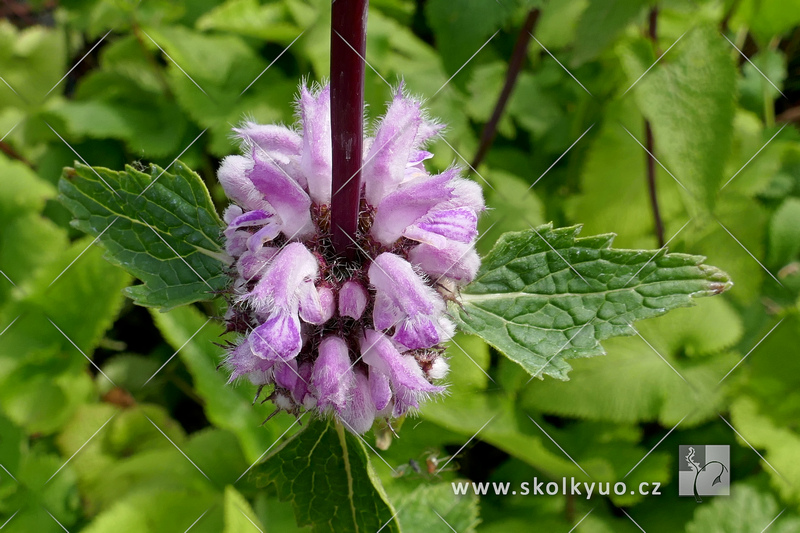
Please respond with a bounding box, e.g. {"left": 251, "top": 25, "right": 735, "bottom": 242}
{"left": 1, "top": 0, "right": 800, "bottom": 531}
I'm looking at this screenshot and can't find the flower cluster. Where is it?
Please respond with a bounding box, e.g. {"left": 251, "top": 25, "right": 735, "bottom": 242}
{"left": 219, "top": 84, "right": 484, "bottom": 433}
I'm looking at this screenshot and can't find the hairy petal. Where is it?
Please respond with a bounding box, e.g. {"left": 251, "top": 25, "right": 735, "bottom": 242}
{"left": 370, "top": 170, "right": 456, "bottom": 246}
{"left": 249, "top": 149, "right": 314, "bottom": 239}
{"left": 249, "top": 311, "right": 303, "bottom": 361}
{"left": 408, "top": 240, "right": 480, "bottom": 284}
{"left": 364, "top": 92, "right": 425, "bottom": 206}
{"left": 233, "top": 122, "right": 302, "bottom": 165}
{"left": 340, "top": 371, "right": 376, "bottom": 434}
{"left": 218, "top": 155, "right": 265, "bottom": 212}
{"left": 339, "top": 279, "right": 369, "bottom": 320}
{"left": 247, "top": 242, "right": 319, "bottom": 313}
{"left": 313, "top": 336, "right": 354, "bottom": 412}
{"left": 361, "top": 330, "right": 443, "bottom": 416}
{"left": 300, "top": 85, "right": 333, "bottom": 204}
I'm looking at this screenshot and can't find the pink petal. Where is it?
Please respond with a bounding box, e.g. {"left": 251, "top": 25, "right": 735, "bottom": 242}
{"left": 363, "top": 92, "right": 424, "bottom": 206}
{"left": 249, "top": 149, "right": 314, "bottom": 239}
{"left": 368, "top": 253, "right": 443, "bottom": 331}
{"left": 218, "top": 155, "right": 264, "bottom": 212}
{"left": 369, "top": 370, "right": 392, "bottom": 411}
{"left": 370, "top": 169, "right": 456, "bottom": 246}
{"left": 300, "top": 85, "right": 332, "bottom": 204}
{"left": 233, "top": 122, "right": 302, "bottom": 165}
{"left": 249, "top": 310, "right": 302, "bottom": 361}
{"left": 339, "top": 280, "right": 369, "bottom": 320}
{"left": 312, "top": 336, "right": 354, "bottom": 412}
{"left": 408, "top": 241, "right": 480, "bottom": 284}
{"left": 340, "top": 371, "right": 376, "bottom": 434}
{"left": 247, "top": 242, "right": 319, "bottom": 312}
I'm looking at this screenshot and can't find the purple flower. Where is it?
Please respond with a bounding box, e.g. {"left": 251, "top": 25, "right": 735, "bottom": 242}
{"left": 220, "top": 84, "right": 484, "bottom": 433}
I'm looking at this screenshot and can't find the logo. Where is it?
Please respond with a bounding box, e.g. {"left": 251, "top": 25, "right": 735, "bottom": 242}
{"left": 678, "top": 445, "right": 730, "bottom": 502}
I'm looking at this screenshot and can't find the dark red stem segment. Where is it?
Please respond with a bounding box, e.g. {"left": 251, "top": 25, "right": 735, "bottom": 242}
{"left": 471, "top": 9, "right": 540, "bottom": 170}
{"left": 645, "top": 7, "right": 665, "bottom": 247}
{"left": 330, "top": 0, "right": 368, "bottom": 260}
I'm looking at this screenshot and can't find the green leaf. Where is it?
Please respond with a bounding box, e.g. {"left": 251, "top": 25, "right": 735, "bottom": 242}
{"left": 730, "top": 397, "right": 800, "bottom": 504}
{"left": 572, "top": 0, "right": 648, "bottom": 64}
{"left": 149, "top": 305, "right": 287, "bottom": 464}
{"left": 622, "top": 25, "right": 737, "bottom": 212}
{"left": 79, "top": 490, "right": 222, "bottom": 533}
{"left": 0, "top": 21, "right": 66, "bottom": 109}
{"left": 768, "top": 197, "right": 800, "bottom": 267}
{"left": 0, "top": 154, "right": 56, "bottom": 225}
{"left": 687, "top": 484, "right": 800, "bottom": 533}
{"left": 252, "top": 417, "right": 399, "bottom": 533}
{"left": 0, "top": 238, "right": 130, "bottom": 434}
{"left": 394, "top": 483, "right": 480, "bottom": 533}
{"left": 196, "top": 0, "right": 300, "bottom": 42}
{"left": 223, "top": 485, "right": 265, "bottom": 533}
{"left": 455, "top": 224, "right": 732, "bottom": 380}
{"left": 422, "top": 391, "right": 586, "bottom": 478}
{"left": 519, "top": 326, "right": 738, "bottom": 427}
{"left": 58, "top": 161, "right": 228, "bottom": 310}
{"left": 478, "top": 170, "right": 545, "bottom": 256}
{"left": 565, "top": 102, "right": 686, "bottom": 249}
{"left": 424, "top": 0, "right": 508, "bottom": 76}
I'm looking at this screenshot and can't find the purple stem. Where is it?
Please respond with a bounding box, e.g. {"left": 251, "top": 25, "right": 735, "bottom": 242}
{"left": 330, "top": 0, "right": 369, "bottom": 260}
{"left": 471, "top": 8, "right": 540, "bottom": 171}
{"left": 645, "top": 7, "right": 665, "bottom": 247}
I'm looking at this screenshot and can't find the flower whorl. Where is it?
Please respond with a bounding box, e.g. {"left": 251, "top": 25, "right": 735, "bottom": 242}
{"left": 220, "top": 84, "right": 484, "bottom": 434}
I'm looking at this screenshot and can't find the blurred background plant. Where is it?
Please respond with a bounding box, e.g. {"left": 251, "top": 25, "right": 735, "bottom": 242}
{"left": 1, "top": 0, "right": 800, "bottom": 531}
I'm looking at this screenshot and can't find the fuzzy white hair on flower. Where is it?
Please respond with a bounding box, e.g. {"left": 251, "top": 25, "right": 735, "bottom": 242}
{"left": 219, "top": 82, "right": 484, "bottom": 434}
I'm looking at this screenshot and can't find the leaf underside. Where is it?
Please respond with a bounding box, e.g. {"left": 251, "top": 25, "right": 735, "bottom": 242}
{"left": 455, "top": 224, "right": 732, "bottom": 380}
{"left": 58, "top": 161, "right": 227, "bottom": 310}
{"left": 252, "top": 418, "right": 399, "bottom": 533}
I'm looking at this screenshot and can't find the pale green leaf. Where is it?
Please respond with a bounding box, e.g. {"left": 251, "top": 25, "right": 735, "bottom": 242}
{"left": 395, "top": 483, "right": 480, "bottom": 533}
{"left": 149, "top": 305, "right": 285, "bottom": 464}
{"left": 768, "top": 197, "right": 800, "bottom": 267}
{"left": 0, "top": 21, "right": 66, "bottom": 108}
{"left": 58, "top": 161, "right": 227, "bottom": 310}
{"left": 0, "top": 239, "right": 130, "bottom": 434}
{"left": 623, "top": 26, "right": 737, "bottom": 212}
{"left": 478, "top": 170, "right": 545, "bottom": 256}
{"left": 565, "top": 103, "right": 686, "bottom": 249}
{"left": 196, "top": 0, "right": 299, "bottom": 42}
{"left": 687, "top": 484, "right": 800, "bottom": 533}
{"left": 252, "top": 418, "right": 399, "bottom": 533}
{"left": 223, "top": 485, "right": 265, "bottom": 533}
{"left": 424, "top": 0, "right": 508, "bottom": 75}
{"left": 731, "top": 397, "right": 800, "bottom": 504}
{"left": 455, "top": 224, "right": 732, "bottom": 380}
{"left": 572, "top": 0, "right": 648, "bottom": 64}
{"left": 0, "top": 154, "right": 56, "bottom": 225}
